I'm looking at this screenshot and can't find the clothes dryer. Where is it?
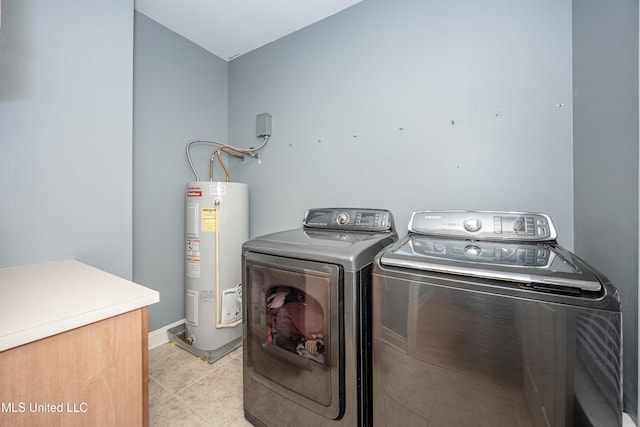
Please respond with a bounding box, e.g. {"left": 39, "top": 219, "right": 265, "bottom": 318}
{"left": 243, "top": 208, "right": 397, "bottom": 427}
{"left": 373, "top": 210, "right": 622, "bottom": 427}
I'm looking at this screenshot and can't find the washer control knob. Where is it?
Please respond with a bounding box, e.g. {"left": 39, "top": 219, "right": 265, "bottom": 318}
{"left": 464, "top": 245, "right": 482, "bottom": 257}
{"left": 463, "top": 218, "right": 482, "bottom": 233}
{"left": 336, "top": 212, "right": 350, "bottom": 226}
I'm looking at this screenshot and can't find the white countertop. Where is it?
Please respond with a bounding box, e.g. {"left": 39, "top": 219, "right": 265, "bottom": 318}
{"left": 0, "top": 260, "right": 160, "bottom": 352}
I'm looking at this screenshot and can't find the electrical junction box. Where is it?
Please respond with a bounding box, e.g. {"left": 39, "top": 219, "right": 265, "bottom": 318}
{"left": 256, "top": 113, "right": 272, "bottom": 137}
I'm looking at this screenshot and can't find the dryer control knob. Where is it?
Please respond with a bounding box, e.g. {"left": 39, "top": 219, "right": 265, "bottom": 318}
{"left": 463, "top": 218, "right": 482, "bottom": 233}
{"left": 336, "top": 212, "right": 350, "bottom": 225}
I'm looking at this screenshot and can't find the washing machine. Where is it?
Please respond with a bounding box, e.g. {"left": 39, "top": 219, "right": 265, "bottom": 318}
{"left": 242, "top": 208, "right": 397, "bottom": 427}
{"left": 372, "top": 210, "right": 622, "bottom": 427}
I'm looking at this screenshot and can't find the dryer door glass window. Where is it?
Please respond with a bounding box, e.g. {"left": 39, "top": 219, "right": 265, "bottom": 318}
{"left": 244, "top": 253, "right": 342, "bottom": 416}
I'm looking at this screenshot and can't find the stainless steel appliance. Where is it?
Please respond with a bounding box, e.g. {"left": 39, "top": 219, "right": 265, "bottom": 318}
{"left": 242, "top": 208, "right": 397, "bottom": 427}
{"left": 372, "top": 210, "right": 622, "bottom": 427}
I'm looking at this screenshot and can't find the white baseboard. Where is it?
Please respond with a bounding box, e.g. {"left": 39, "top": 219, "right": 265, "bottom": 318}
{"left": 624, "top": 412, "right": 636, "bottom": 427}
{"left": 148, "top": 319, "right": 185, "bottom": 350}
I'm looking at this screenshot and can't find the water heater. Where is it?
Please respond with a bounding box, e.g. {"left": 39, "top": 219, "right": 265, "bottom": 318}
{"left": 184, "top": 181, "right": 248, "bottom": 355}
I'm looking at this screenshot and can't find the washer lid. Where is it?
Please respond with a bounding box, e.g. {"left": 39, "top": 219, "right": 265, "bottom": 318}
{"left": 380, "top": 236, "right": 602, "bottom": 292}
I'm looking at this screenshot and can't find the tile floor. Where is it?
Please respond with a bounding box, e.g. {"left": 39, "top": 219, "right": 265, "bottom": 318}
{"left": 149, "top": 341, "right": 635, "bottom": 427}
{"left": 148, "top": 342, "right": 252, "bottom": 427}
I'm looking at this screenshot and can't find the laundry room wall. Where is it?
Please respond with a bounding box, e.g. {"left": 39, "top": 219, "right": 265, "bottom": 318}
{"left": 133, "top": 12, "right": 229, "bottom": 331}
{"left": 0, "top": 0, "right": 134, "bottom": 279}
{"left": 572, "top": 0, "right": 639, "bottom": 421}
{"left": 228, "top": 0, "right": 575, "bottom": 247}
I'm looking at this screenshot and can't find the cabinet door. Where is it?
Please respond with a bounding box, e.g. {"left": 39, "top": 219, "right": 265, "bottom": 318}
{"left": 0, "top": 308, "right": 149, "bottom": 427}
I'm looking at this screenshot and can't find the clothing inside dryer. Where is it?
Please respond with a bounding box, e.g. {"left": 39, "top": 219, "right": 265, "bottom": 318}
{"left": 266, "top": 286, "right": 326, "bottom": 364}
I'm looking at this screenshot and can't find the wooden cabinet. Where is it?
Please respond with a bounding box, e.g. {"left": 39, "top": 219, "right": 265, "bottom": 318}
{"left": 0, "top": 308, "right": 150, "bottom": 426}
{"left": 0, "top": 260, "right": 159, "bottom": 427}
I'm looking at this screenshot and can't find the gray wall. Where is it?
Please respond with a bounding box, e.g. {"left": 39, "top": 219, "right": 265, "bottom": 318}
{"left": 133, "top": 13, "right": 229, "bottom": 331}
{"left": 228, "top": 0, "right": 640, "bottom": 416}
{"left": 229, "top": 0, "right": 575, "bottom": 247}
{"left": 572, "top": 0, "right": 639, "bottom": 420}
{"left": 0, "top": 0, "right": 134, "bottom": 279}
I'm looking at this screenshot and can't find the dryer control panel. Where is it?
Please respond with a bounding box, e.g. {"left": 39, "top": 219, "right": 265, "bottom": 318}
{"left": 304, "top": 208, "right": 394, "bottom": 232}
{"left": 409, "top": 210, "right": 557, "bottom": 242}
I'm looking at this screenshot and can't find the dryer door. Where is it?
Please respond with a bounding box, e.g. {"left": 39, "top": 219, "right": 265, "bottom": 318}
{"left": 244, "top": 252, "right": 343, "bottom": 419}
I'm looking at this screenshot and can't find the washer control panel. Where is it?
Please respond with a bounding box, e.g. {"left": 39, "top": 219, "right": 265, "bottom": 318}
{"left": 304, "top": 208, "right": 394, "bottom": 232}
{"left": 409, "top": 210, "right": 557, "bottom": 241}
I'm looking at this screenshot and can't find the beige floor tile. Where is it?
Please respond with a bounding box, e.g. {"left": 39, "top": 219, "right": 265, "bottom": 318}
{"left": 149, "top": 342, "right": 250, "bottom": 427}
{"left": 149, "top": 376, "right": 173, "bottom": 409}
{"left": 149, "top": 396, "right": 207, "bottom": 427}
{"left": 149, "top": 345, "right": 218, "bottom": 394}
{"left": 177, "top": 357, "right": 244, "bottom": 420}
{"left": 149, "top": 342, "right": 181, "bottom": 370}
